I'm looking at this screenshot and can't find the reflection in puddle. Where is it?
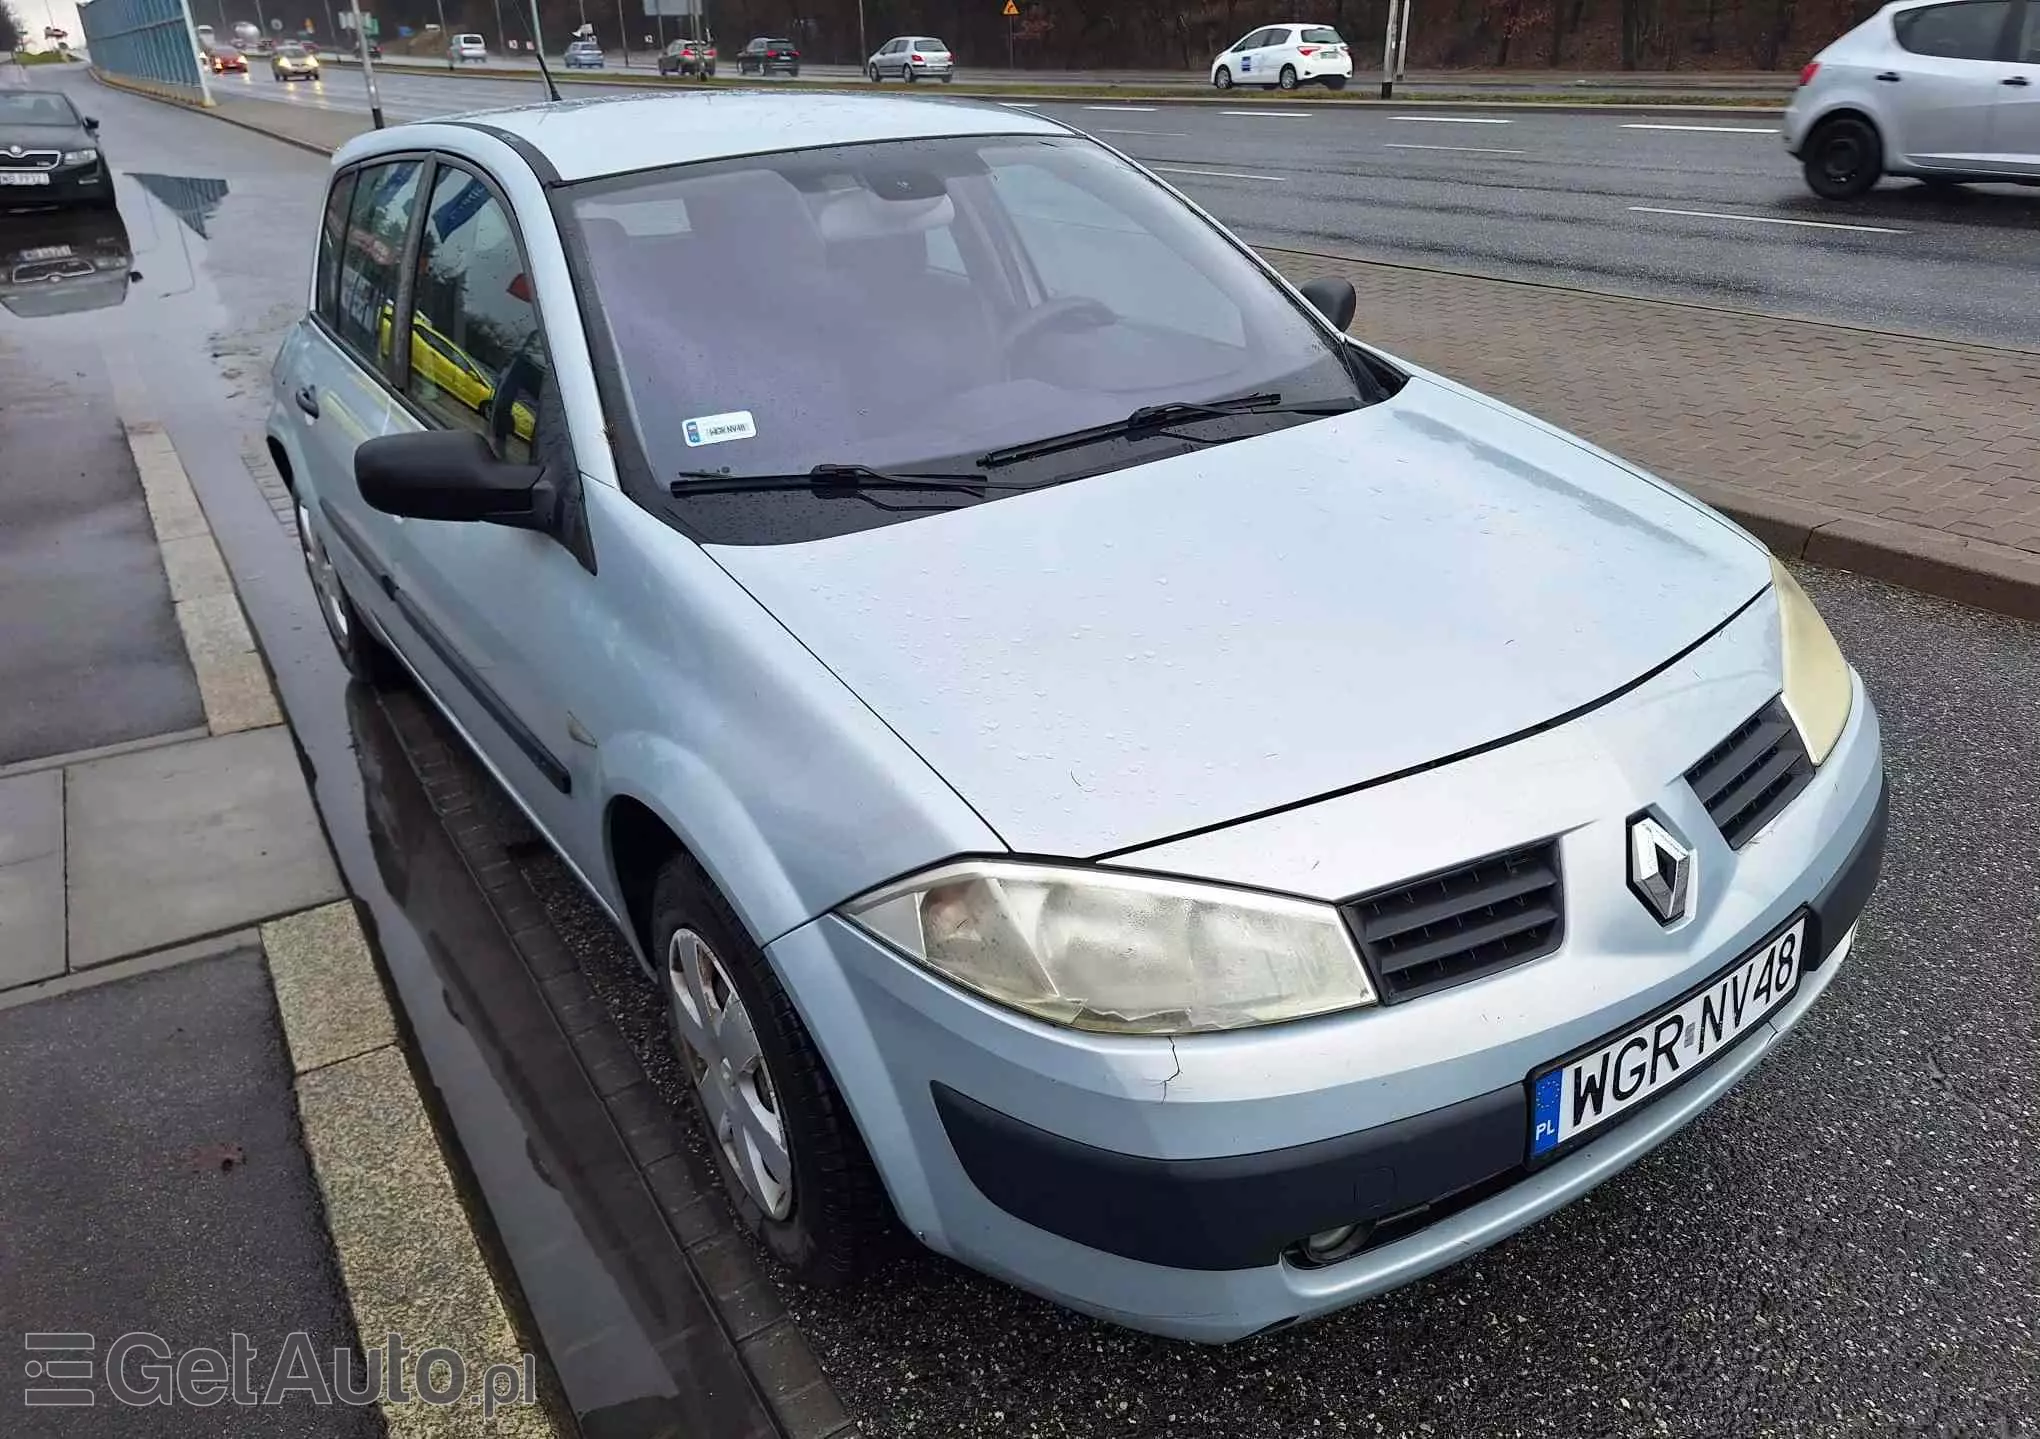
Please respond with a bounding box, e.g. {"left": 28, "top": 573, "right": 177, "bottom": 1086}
{"left": 0, "top": 205, "right": 138, "bottom": 318}
{"left": 129, "top": 172, "right": 230, "bottom": 239}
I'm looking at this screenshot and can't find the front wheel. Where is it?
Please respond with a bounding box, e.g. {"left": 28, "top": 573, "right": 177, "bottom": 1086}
{"left": 904, "top": 66, "right": 918, "bottom": 81}
{"left": 1278, "top": 64, "right": 1299, "bottom": 90}
{"left": 868, "top": 62, "right": 881, "bottom": 81}
{"left": 1213, "top": 65, "right": 1232, "bottom": 90}
{"left": 1802, "top": 115, "right": 1883, "bottom": 200}
{"left": 654, "top": 854, "right": 894, "bottom": 1282}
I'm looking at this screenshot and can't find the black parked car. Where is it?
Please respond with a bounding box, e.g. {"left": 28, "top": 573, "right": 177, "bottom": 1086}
{"left": 657, "top": 37, "right": 716, "bottom": 77}
{"left": 736, "top": 36, "right": 799, "bottom": 75}
{"left": 0, "top": 90, "right": 111, "bottom": 211}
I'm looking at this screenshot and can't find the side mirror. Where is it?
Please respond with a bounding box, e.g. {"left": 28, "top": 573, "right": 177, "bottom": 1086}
{"left": 1299, "top": 276, "right": 1356, "bottom": 333}
{"left": 84, "top": 116, "right": 100, "bottom": 132}
{"left": 356, "top": 430, "right": 549, "bottom": 528}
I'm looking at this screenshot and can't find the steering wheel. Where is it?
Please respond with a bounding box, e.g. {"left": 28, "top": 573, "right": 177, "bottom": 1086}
{"left": 999, "top": 296, "right": 1115, "bottom": 369}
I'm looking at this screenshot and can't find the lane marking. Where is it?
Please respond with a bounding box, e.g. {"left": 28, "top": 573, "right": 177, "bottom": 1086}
{"left": 1621, "top": 122, "right": 1778, "bottom": 134}
{"left": 1220, "top": 109, "right": 1312, "bottom": 118}
{"left": 1629, "top": 205, "right": 1908, "bottom": 233}
{"left": 1096, "top": 128, "right": 1190, "bottom": 137}
{"left": 1384, "top": 142, "right": 1528, "bottom": 155}
{"left": 1392, "top": 114, "right": 1513, "bottom": 124}
{"left": 1151, "top": 164, "right": 1286, "bottom": 182}
{"left": 1084, "top": 104, "right": 1158, "bottom": 112}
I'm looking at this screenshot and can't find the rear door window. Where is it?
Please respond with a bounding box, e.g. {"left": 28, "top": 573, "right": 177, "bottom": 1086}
{"left": 332, "top": 159, "right": 424, "bottom": 375}
{"left": 1893, "top": 0, "right": 2012, "bottom": 58}
{"left": 314, "top": 170, "right": 357, "bottom": 325}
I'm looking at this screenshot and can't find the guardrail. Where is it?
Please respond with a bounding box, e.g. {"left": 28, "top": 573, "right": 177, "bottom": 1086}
{"left": 78, "top": 0, "right": 210, "bottom": 105}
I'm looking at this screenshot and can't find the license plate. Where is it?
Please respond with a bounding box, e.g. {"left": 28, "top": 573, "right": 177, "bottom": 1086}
{"left": 1529, "top": 915, "right": 1806, "bottom": 1158}
{"left": 18, "top": 245, "right": 71, "bottom": 260}
{"left": 0, "top": 173, "right": 51, "bottom": 187}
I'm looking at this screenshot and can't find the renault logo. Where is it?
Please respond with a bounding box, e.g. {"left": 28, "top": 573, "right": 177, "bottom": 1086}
{"left": 1627, "top": 813, "right": 1693, "bottom": 925}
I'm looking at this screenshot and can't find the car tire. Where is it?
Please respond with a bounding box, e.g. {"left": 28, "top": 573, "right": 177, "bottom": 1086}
{"left": 868, "top": 63, "right": 881, "bottom": 81}
{"left": 904, "top": 66, "right": 918, "bottom": 81}
{"left": 1213, "top": 65, "right": 1233, "bottom": 89}
{"left": 1279, "top": 64, "right": 1299, "bottom": 90}
{"left": 941, "top": 73, "right": 953, "bottom": 82}
{"left": 295, "top": 499, "right": 403, "bottom": 689}
{"left": 789, "top": 67, "right": 799, "bottom": 77}
{"left": 652, "top": 852, "right": 895, "bottom": 1284}
{"left": 1324, "top": 75, "right": 1346, "bottom": 90}
{"left": 1802, "top": 115, "right": 1882, "bottom": 200}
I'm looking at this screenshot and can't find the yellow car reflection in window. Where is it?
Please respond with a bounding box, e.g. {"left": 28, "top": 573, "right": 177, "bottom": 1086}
{"left": 378, "top": 305, "right": 535, "bottom": 444}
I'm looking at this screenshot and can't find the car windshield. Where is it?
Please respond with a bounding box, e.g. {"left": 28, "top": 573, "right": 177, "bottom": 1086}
{"left": 1302, "top": 27, "right": 1342, "bottom": 42}
{"left": 920, "top": 38, "right": 949, "bottom": 50}
{"left": 0, "top": 94, "right": 77, "bottom": 125}
{"left": 277, "top": 43, "right": 307, "bottom": 55}
{"left": 571, "top": 134, "right": 1372, "bottom": 537}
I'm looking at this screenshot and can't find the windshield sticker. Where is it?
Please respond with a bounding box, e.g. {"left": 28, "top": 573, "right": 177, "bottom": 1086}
{"left": 683, "top": 410, "right": 758, "bottom": 447}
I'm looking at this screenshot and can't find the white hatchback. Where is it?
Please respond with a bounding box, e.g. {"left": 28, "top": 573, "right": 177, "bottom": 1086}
{"left": 1211, "top": 23, "right": 1353, "bottom": 91}
{"left": 1784, "top": 0, "right": 2040, "bottom": 197}
{"left": 449, "top": 32, "right": 489, "bottom": 63}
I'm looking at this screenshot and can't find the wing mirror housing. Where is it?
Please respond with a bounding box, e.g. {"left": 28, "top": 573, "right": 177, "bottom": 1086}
{"left": 356, "top": 430, "right": 552, "bottom": 530}
{"left": 1299, "top": 277, "right": 1356, "bottom": 333}
{"left": 84, "top": 116, "right": 100, "bottom": 132}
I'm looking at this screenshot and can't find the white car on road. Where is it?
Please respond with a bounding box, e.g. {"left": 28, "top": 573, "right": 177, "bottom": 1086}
{"left": 1211, "top": 24, "right": 1353, "bottom": 91}
{"left": 1785, "top": 0, "right": 2040, "bottom": 198}
{"left": 449, "top": 32, "right": 489, "bottom": 63}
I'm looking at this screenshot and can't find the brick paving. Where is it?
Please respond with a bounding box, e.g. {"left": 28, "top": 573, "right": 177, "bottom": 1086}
{"left": 1268, "top": 247, "right": 2040, "bottom": 561}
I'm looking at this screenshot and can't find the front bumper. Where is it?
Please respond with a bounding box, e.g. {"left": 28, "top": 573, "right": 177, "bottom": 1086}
{"left": 770, "top": 607, "right": 1887, "bottom": 1340}
{"left": 0, "top": 161, "right": 111, "bottom": 207}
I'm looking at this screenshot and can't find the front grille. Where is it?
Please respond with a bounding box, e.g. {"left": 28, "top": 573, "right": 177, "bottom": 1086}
{"left": 1343, "top": 842, "right": 1563, "bottom": 1001}
{"left": 0, "top": 151, "right": 60, "bottom": 171}
{"left": 1685, "top": 699, "right": 1814, "bottom": 849}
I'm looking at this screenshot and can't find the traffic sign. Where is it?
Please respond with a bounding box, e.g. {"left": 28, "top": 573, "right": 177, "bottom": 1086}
{"left": 1002, "top": 1, "right": 1017, "bottom": 14}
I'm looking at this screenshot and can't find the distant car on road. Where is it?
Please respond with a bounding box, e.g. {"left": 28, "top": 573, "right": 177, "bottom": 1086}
{"left": 564, "top": 40, "right": 605, "bottom": 68}
{"left": 449, "top": 33, "right": 489, "bottom": 64}
{"left": 206, "top": 45, "right": 249, "bottom": 73}
{"left": 0, "top": 89, "right": 110, "bottom": 211}
{"left": 737, "top": 36, "right": 800, "bottom": 75}
{"left": 657, "top": 37, "right": 716, "bottom": 77}
{"left": 867, "top": 34, "right": 953, "bottom": 81}
{"left": 271, "top": 41, "right": 321, "bottom": 80}
{"left": 1210, "top": 24, "right": 1353, "bottom": 90}
{"left": 1784, "top": 0, "right": 2040, "bottom": 199}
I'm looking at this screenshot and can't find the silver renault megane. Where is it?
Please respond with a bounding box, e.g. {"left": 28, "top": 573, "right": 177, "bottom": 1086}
{"left": 268, "top": 90, "right": 1888, "bottom": 1342}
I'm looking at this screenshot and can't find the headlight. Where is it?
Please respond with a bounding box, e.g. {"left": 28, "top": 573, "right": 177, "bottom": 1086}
{"left": 1772, "top": 557, "right": 1852, "bottom": 765}
{"left": 843, "top": 860, "right": 1376, "bottom": 1035}
{"left": 62, "top": 148, "right": 97, "bottom": 165}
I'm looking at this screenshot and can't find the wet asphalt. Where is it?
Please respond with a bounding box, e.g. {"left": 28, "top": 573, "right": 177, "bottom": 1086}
{"left": 9, "top": 63, "right": 2034, "bottom": 1439}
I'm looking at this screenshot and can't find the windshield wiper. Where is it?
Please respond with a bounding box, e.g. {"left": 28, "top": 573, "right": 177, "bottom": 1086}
{"left": 976, "top": 393, "right": 1361, "bottom": 469}
{"left": 671, "top": 463, "right": 1002, "bottom": 498}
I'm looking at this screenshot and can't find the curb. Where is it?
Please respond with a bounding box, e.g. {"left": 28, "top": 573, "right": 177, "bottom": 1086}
{"left": 115, "top": 82, "right": 2040, "bottom": 624}
{"left": 324, "top": 56, "right": 1788, "bottom": 113}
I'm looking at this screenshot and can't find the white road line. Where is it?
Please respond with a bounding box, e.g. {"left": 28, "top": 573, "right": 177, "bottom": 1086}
{"left": 1084, "top": 104, "right": 1158, "bottom": 112}
{"left": 1621, "top": 122, "right": 1778, "bottom": 134}
{"left": 1629, "top": 205, "right": 1908, "bottom": 233}
{"left": 1151, "top": 164, "right": 1286, "bottom": 182}
{"left": 1096, "top": 128, "right": 1190, "bottom": 137}
{"left": 1384, "top": 142, "right": 1528, "bottom": 155}
{"left": 1392, "top": 114, "right": 1513, "bottom": 124}
{"left": 1220, "top": 109, "right": 1312, "bottom": 118}
{"left": 998, "top": 100, "right": 1040, "bottom": 108}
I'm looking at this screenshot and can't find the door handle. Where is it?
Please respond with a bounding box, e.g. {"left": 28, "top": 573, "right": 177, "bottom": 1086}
{"left": 2003, "top": 75, "right": 2032, "bottom": 86}
{"left": 294, "top": 384, "right": 320, "bottom": 418}
{"left": 1875, "top": 71, "right": 1902, "bottom": 81}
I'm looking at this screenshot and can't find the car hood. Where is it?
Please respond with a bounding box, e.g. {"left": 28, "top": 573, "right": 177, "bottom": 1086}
{"left": 709, "top": 374, "right": 1768, "bottom": 859}
{"left": 0, "top": 121, "right": 89, "bottom": 153}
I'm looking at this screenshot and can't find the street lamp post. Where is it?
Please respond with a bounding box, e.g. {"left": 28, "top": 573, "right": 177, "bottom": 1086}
{"left": 857, "top": 0, "right": 865, "bottom": 62}
{"left": 349, "top": 0, "right": 384, "bottom": 127}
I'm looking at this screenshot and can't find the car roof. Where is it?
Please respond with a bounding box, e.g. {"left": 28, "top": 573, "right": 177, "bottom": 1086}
{"left": 392, "top": 91, "right": 1068, "bottom": 184}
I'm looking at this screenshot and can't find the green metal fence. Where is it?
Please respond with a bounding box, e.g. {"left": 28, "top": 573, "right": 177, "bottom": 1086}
{"left": 78, "top": 0, "right": 211, "bottom": 104}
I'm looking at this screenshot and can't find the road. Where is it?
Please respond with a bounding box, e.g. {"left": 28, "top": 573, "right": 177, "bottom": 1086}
{"left": 215, "top": 65, "right": 2040, "bottom": 347}
{"left": 10, "top": 62, "right": 2036, "bottom": 1439}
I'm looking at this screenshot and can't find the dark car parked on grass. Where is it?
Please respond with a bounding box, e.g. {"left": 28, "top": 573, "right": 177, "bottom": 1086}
{"left": 657, "top": 37, "right": 716, "bottom": 76}
{"left": 0, "top": 91, "right": 111, "bottom": 211}
{"left": 736, "top": 36, "right": 800, "bottom": 75}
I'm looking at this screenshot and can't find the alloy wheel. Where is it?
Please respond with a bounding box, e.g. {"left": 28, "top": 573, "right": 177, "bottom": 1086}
{"left": 295, "top": 501, "right": 351, "bottom": 651}
{"left": 667, "top": 928, "right": 794, "bottom": 1220}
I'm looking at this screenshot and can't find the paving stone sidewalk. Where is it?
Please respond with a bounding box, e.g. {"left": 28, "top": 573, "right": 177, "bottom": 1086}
{"left": 1270, "top": 247, "right": 2040, "bottom": 566}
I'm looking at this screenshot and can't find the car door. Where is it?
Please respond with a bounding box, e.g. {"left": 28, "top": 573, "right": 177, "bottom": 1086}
{"left": 1262, "top": 25, "right": 1300, "bottom": 81}
{"left": 375, "top": 156, "right": 598, "bottom": 848}
{"left": 886, "top": 38, "right": 908, "bottom": 76}
{"left": 1995, "top": 0, "right": 2040, "bottom": 170}
{"left": 1886, "top": 0, "right": 2021, "bottom": 168}
{"left": 1234, "top": 28, "right": 1273, "bottom": 82}
{"left": 292, "top": 156, "right": 427, "bottom": 640}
